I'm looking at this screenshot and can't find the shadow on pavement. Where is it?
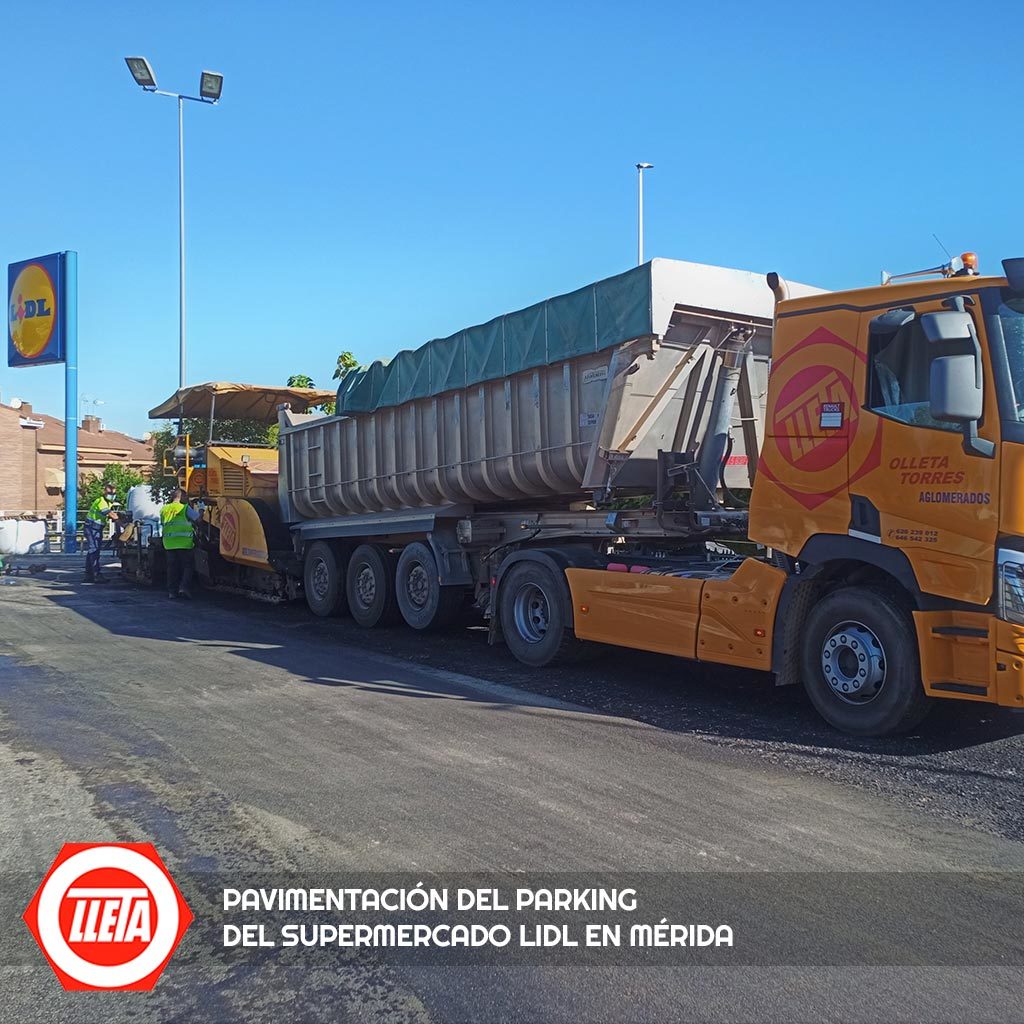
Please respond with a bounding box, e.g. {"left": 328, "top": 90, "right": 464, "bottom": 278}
{"left": 36, "top": 570, "right": 1024, "bottom": 761}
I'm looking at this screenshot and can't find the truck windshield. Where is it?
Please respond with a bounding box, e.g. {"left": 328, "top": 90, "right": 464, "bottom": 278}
{"left": 998, "top": 297, "right": 1024, "bottom": 421}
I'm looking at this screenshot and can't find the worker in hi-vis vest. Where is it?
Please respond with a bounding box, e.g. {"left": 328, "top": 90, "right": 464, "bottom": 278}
{"left": 83, "top": 484, "right": 119, "bottom": 583}
{"left": 160, "top": 488, "right": 203, "bottom": 599}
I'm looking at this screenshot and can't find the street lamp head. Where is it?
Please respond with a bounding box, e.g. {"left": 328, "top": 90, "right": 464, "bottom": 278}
{"left": 199, "top": 70, "right": 224, "bottom": 102}
{"left": 125, "top": 56, "right": 158, "bottom": 89}
{"left": 637, "top": 162, "right": 654, "bottom": 170}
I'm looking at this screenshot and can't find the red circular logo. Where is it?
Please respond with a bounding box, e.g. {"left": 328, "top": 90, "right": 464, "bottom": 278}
{"left": 23, "top": 843, "right": 192, "bottom": 991}
{"left": 220, "top": 504, "right": 239, "bottom": 557}
{"left": 771, "top": 363, "right": 856, "bottom": 473}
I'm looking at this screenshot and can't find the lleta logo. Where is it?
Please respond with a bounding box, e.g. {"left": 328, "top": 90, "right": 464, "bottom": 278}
{"left": 219, "top": 502, "right": 240, "bottom": 558}
{"left": 8, "top": 253, "right": 66, "bottom": 367}
{"left": 758, "top": 325, "right": 883, "bottom": 510}
{"left": 23, "top": 843, "right": 192, "bottom": 991}
{"left": 771, "top": 362, "right": 857, "bottom": 474}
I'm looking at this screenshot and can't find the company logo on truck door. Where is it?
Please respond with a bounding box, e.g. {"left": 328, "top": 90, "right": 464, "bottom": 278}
{"left": 22, "top": 842, "right": 192, "bottom": 990}
{"left": 759, "top": 326, "right": 882, "bottom": 510}
{"left": 8, "top": 262, "right": 56, "bottom": 359}
{"left": 772, "top": 363, "right": 855, "bottom": 473}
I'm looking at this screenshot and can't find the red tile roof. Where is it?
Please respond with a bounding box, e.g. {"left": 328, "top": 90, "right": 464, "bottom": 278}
{"left": 1, "top": 403, "right": 154, "bottom": 462}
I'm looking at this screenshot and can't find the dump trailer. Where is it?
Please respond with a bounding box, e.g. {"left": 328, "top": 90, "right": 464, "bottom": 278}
{"left": 277, "top": 259, "right": 813, "bottom": 628}
{"left": 139, "top": 254, "right": 1024, "bottom": 736}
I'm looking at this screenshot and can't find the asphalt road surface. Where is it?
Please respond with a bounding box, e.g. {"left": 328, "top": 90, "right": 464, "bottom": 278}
{"left": 2, "top": 555, "right": 1024, "bottom": 1023}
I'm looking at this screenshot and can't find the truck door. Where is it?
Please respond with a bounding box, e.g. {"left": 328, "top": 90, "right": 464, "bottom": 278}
{"left": 750, "top": 309, "right": 864, "bottom": 552}
{"left": 853, "top": 299, "right": 1001, "bottom": 606}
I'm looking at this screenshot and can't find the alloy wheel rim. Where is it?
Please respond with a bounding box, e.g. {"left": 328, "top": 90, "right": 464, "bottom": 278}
{"left": 821, "top": 619, "right": 886, "bottom": 705}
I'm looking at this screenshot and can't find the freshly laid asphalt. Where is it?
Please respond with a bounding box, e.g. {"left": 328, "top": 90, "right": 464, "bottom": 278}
{"left": 1, "top": 554, "right": 1023, "bottom": 1023}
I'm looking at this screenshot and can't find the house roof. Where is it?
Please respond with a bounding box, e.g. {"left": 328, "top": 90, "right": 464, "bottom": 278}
{"left": 0, "top": 402, "right": 154, "bottom": 462}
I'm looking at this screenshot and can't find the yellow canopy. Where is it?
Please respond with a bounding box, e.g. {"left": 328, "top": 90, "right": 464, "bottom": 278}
{"left": 148, "top": 382, "right": 336, "bottom": 423}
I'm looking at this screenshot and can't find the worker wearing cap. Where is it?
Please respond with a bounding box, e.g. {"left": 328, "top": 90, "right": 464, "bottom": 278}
{"left": 83, "top": 485, "right": 119, "bottom": 583}
{"left": 160, "top": 488, "right": 203, "bottom": 599}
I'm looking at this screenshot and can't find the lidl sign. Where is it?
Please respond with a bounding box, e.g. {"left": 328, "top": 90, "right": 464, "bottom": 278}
{"left": 8, "top": 252, "right": 66, "bottom": 367}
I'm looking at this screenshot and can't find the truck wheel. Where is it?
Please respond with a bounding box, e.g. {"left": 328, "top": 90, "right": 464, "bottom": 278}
{"left": 304, "top": 541, "right": 346, "bottom": 617}
{"left": 395, "top": 542, "right": 463, "bottom": 631}
{"left": 498, "top": 561, "right": 584, "bottom": 667}
{"left": 800, "top": 586, "right": 931, "bottom": 737}
{"left": 346, "top": 544, "right": 401, "bottom": 628}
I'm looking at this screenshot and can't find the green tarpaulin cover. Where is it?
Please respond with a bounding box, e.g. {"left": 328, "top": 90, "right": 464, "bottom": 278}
{"left": 336, "top": 262, "right": 653, "bottom": 415}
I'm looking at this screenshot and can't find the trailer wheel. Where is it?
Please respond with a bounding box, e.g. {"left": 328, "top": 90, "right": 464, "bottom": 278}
{"left": 499, "top": 561, "right": 584, "bottom": 667}
{"left": 304, "top": 541, "right": 346, "bottom": 617}
{"left": 346, "top": 544, "right": 401, "bottom": 628}
{"left": 395, "top": 542, "right": 463, "bottom": 631}
{"left": 800, "top": 586, "right": 931, "bottom": 736}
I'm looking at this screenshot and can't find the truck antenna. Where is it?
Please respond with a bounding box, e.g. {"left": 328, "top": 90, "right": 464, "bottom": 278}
{"left": 933, "top": 234, "right": 953, "bottom": 260}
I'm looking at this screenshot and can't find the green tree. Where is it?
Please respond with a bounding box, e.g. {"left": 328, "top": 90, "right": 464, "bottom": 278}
{"left": 333, "top": 351, "right": 359, "bottom": 380}
{"left": 148, "top": 425, "right": 186, "bottom": 500}
{"left": 78, "top": 464, "right": 145, "bottom": 511}
{"left": 192, "top": 419, "right": 273, "bottom": 445}
{"left": 287, "top": 371, "right": 338, "bottom": 415}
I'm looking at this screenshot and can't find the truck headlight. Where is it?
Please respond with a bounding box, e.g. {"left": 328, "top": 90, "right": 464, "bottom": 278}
{"left": 998, "top": 550, "right": 1024, "bottom": 625}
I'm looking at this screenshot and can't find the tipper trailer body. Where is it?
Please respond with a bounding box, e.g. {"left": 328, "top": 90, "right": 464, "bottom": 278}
{"left": 125, "top": 255, "right": 1024, "bottom": 735}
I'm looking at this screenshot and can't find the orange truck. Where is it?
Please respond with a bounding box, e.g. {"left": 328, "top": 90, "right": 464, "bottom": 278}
{"left": 141, "top": 255, "right": 1024, "bottom": 736}
{"left": 556, "top": 254, "right": 1024, "bottom": 734}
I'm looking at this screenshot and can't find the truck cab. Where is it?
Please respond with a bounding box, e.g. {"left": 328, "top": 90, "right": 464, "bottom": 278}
{"left": 746, "top": 255, "right": 1024, "bottom": 732}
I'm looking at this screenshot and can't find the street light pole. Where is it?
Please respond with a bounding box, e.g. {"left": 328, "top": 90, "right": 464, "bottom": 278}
{"left": 178, "top": 95, "right": 186, "bottom": 389}
{"left": 124, "top": 59, "right": 224, "bottom": 391}
{"left": 636, "top": 163, "right": 653, "bottom": 266}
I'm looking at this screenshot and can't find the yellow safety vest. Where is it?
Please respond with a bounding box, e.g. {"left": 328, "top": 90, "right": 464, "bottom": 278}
{"left": 87, "top": 496, "right": 112, "bottom": 523}
{"left": 160, "top": 502, "right": 194, "bottom": 550}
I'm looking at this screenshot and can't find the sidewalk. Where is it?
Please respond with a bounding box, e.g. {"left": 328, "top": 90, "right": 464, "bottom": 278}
{"left": 1, "top": 552, "right": 89, "bottom": 583}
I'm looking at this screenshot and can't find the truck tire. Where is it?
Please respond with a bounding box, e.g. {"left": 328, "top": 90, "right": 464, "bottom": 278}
{"left": 800, "top": 586, "right": 931, "bottom": 736}
{"left": 395, "top": 542, "right": 463, "bottom": 631}
{"left": 346, "top": 544, "right": 401, "bottom": 628}
{"left": 498, "top": 560, "right": 585, "bottom": 667}
{"left": 304, "top": 541, "right": 346, "bottom": 617}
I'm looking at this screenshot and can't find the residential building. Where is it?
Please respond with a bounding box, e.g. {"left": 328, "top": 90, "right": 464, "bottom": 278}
{"left": 0, "top": 400, "right": 155, "bottom": 514}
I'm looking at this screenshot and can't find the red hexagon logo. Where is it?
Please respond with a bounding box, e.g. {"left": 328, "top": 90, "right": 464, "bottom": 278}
{"left": 23, "top": 842, "right": 192, "bottom": 991}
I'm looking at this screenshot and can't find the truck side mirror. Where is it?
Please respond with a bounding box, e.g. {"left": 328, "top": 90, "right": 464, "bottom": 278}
{"left": 930, "top": 354, "right": 982, "bottom": 422}
{"left": 920, "top": 310, "right": 974, "bottom": 343}
{"left": 919, "top": 310, "right": 994, "bottom": 458}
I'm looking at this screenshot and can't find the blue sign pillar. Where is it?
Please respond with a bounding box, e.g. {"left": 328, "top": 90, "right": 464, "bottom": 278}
{"left": 63, "top": 252, "right": 78, "bottom": 553}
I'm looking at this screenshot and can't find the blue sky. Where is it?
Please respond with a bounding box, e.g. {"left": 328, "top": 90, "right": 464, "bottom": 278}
{"left": 3, "top": 0, "right": 1020, "bottom": 437}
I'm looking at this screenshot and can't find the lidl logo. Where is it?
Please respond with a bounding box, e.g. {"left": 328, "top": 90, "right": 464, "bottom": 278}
{"left": 8, "top": 253, "right": 66, "bottom": 367}
{"left": 9, "top": 263, "right": 56, "bottom": 357}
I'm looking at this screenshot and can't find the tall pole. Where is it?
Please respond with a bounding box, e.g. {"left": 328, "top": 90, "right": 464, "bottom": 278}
{"left": 125, "top": 60, "right": 222, "bottom": 388}
{"left": 637, "top": 167, "right": 644, "bottom": 266}
{"left": 63, "top": 251, "right": 78, "bottom": 553}
{"left": 178, "top": 95, "right": 186, "bottom": 389}
{"left": 636, "top": 163, "right": 653, "bottom": 266}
